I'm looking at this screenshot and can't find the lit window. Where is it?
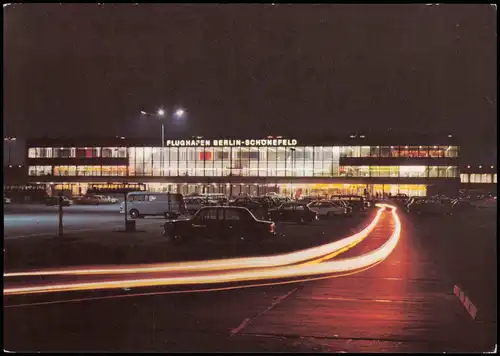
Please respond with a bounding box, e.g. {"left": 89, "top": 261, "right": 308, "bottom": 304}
{"left": 418, "top": 146, "right": 429, "bottom": 157}
{"left": 481, "top": 174, "right": 492, "bottom": 183}
{"left": 469, "top": 174, "right": 479, "bottom": 183}
{"left": 43, "top": 148, "right": 53, "bottom": 158}
{"left": 117, "top": 147, "right": 127, "bottom": 158}
{"left": 33, "top": 166, "right": 52, "bottom": 176}
{"left": 460, "top": 173, "right": 469, "bottom": 183}
{"left": 54, "top": 166, "right": 69, "bottom": 176}
{"left": 429, "top": 147, "right": 443, "bottom": 158}
{"left": 399, "top": 166, "right": 426, "bottom": 177}
{"left": 444, "top": 146, "right": 458, "bottom": 158}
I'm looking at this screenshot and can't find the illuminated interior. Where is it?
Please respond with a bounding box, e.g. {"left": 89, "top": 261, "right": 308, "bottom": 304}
{"left": 52, "top": 183, "right": 144, "bottom": 196}
{"left": 49, "top": 166, "right": 128, "bottom": 177}
{"left": 27, "top": 143, "right": 461, "bottom": 197}
{"left": 462, "top": 173, "right": 495, "bottom": 184}
{"left": 29, "top": 164, "right": 458, "bottom": 178}
{"left": 27, "top": 144, "right": 460, "bottom": 178}
{"left": 29, "top": 145, "right": 459, "bottom": 159}
{"left": 47, "top": 182, "right": 427, "bottom": 198}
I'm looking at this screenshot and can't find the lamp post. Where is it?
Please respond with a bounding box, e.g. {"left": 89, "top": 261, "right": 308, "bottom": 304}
{"left": 4, "top": 137, "right": 16, "bottom": 166}
{"left": 141, "top": 108, "right": 185, "bottom": 177}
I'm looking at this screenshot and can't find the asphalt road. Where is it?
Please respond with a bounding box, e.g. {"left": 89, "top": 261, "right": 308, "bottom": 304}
{"left": 3, "top": 205, "right": 496, "bottom": 352}
{"left": 3, "top": 204, "right": 154, "bottom": 239}
{"left": 3, "top": 204, "right": 375, "bottom": 269}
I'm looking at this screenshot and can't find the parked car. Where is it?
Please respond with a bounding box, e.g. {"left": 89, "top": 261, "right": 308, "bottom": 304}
{"left": 104, "top": 195, "right": 119, "bottom": 204}
{"left": 451, "top": 199, "right": 475, "bottom": 212}
{"left": 253, "top": 196, "right": 280, "bottom": 209}
{"left": 405, "top": 196, "right": 426, "bottom": 212}
{"left": 470, "top": 196, "right": 497, "bottom": 209}
{"left": 364, "top": 199, "right": 374, "bottom": 209}
{"left": 335, "top": 199, "right": 353, "bottom": 214}
{"left": 330, "top": 195, "right": 366, "bottom": 212}
{"left": 393, "top": 193, "right": 409, "bottom": 201}
{"left": 120, "top": 191, "right": 186, "bottom": 219}
{"left": 298, "top": 195, "right": 324, "bottom": 204}
{"left": 208, "top": 197, "right": 229, "bottom": 206}
{"left": 196, "top": 193, "right": 229, "bottom": 206}
{"left": 162, "top": 206, "right": 276, "bottom": 245}
{"left": 45, "top": 196, "right": 73, "bottom": 206}
{"left": 184, "top": 197, "right": 204, "bottom": 214}
{"left": 93, "top": 195, "right": 116, "bottom": 204}
{"left": 268, "top": 202, "right": 318, "bottom": 224}
{"left": 307, "top": 200, "right": 350, "bottom": 218}
{"left": 229, "top": 197, "right": 265, "bottom": 210}
{"left": 407, "top": 198, "right": 453, "bottom": 215}
{"left": 275, "top": 196, "right": 292, "bottom": 205}
{"left": 74, "top": 194, "right": 101, "bottom": 205}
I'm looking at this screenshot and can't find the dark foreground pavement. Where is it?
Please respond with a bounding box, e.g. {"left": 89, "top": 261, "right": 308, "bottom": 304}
{"left": 3, "top": 208, "right": 496, "bottom": 352}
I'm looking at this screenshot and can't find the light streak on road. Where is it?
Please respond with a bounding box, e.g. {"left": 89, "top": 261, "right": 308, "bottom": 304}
{"left": 4, "top": 207, "right": 385, "bottom": 278}
{"left": 5, "top": 258, "right": 386, "bottom": 309}
{"left": 4, "top": 204, "right": 401, "bottom": 296}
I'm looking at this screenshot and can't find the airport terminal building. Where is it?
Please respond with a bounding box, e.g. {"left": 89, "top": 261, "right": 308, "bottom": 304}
{"left": 26, "top": 135, "right": 461, "bottom": 198}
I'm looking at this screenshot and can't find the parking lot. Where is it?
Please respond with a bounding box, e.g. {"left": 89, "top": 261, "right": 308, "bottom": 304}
{"left": 4, "top": 203, "right": 128, "bottom": 240}
{"left": 3, "top": 201, "right": 496, "bottom": 352}
{"left": 3, "top": 202, "right": 377, "bottom": 271}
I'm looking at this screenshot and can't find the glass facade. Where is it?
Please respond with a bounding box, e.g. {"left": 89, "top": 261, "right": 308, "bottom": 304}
{"left": 43, "top": 182, "right": 430, "bottom": 198}
{"left": 48, "top": 166, "right": 127, "bottom": 177}
{"left": 338, "top": 145, "right": 459, "bottom": 158}
{"left": 28, "top": 144, "right": 460, "bottom": 178}
{"left": 28, "top": 147, "right": 127, "bottom": 159}
{"left": 462, "top": 173, "right": 496, "bottom": 184}
{"left": 28, "top": 166, "right": 52, "bottom": 176}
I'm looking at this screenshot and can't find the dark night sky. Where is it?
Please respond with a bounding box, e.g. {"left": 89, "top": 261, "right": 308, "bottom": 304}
{"left": 3, "top": 4, "right": 497, "bottom": 164}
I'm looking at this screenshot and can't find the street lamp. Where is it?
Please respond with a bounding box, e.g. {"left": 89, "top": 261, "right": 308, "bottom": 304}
{"left": 290, "top": 147, "right": 296, "bottom": 199}
{"left": 4, "top": 137, "right": 16, "bottom": 166}
{"left": 141, "top": 108, "right": 186, "bottom": 176}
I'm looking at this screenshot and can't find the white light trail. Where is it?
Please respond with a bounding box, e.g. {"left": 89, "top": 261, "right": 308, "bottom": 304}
{"left": 4, "top": 207, "right": 385, "bottom": 278}
{"left": 4, "top": 205, "right": 401, "bottom": 296}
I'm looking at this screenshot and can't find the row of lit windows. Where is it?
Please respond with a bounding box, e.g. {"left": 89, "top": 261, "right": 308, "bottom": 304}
{"left": 48, "top": 182, "right": 428, "bottom": 198}
{"left": 28, "top": 147, "right": 128, "bottom": 158}
{"left": 460, "top": 173, "right": 497, "bottom": 184}
{"left": 129, "top": 163, "right": 458, "bottom": 178}
{"left": 28, "top": 145, "right": 459, "bottom": 159}
{"left": 340, "top": 166, "right": 458, "bottom": 178}
{"left": 340, "top": 146, "right": 458, "bottom": 158}
{"left": 28, "top": 166, "right": 52, "bottom": 176}
{"left": 28, "top": 166, "right": 127, "bottom": 176}
{"left": 28, "top": 165, "right": 458, "bottom": 178}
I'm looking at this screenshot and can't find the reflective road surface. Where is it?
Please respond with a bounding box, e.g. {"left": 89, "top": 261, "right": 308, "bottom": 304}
{"left": 3, "top": 205, "right": 496, "bottom": 352}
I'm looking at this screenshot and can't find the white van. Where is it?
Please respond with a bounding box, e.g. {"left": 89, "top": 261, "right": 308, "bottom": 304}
{"left": 120, "top": 192, "right": 186, "bottom": 219}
